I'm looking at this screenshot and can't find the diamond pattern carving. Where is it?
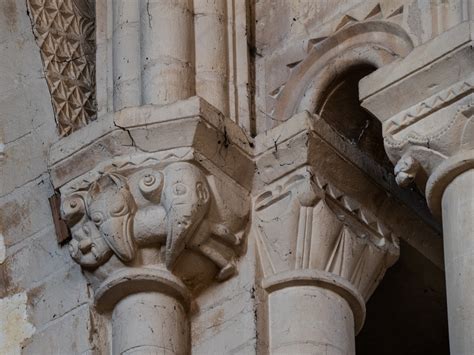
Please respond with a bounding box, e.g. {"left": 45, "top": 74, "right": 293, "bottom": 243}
{"left": 27, "top": 0, "right": 96, "bottom": 136}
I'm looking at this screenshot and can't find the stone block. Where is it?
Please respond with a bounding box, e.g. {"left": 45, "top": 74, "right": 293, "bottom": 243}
{"left": 0, "top": 175, "right": 54, "bottom": 247}
{"left": 6, "top": 226, "right": 73, "bottom": 290}
{"left": 22, "top": 304, "right": 94, "bottom": 355}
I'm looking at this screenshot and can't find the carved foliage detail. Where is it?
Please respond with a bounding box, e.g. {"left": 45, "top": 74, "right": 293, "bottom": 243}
{"left": 27, "top": 0, "right": 96, "bottom": 136}
{"left": 61, "top": 162, "right": 246, "bottom": 282}
{"left": 254, "top": 168, "right": 399, "bottom": 300}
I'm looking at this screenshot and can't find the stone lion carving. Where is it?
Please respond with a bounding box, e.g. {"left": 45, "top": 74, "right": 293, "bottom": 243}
{"left": 62, "top": 162, "right": 242, "bottom": 280}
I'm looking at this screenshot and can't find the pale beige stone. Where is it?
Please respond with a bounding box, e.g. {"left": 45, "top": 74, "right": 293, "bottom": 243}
{"left": 2, "top": 0, "right": 465, "bottom": 353}
{"left": 0, "top": 292, "right": 35, "bottom": 355}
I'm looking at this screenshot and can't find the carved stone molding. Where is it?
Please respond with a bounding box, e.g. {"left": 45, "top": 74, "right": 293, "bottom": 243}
{"left": 27, "top": 0, "right": 96, "bottom": 136}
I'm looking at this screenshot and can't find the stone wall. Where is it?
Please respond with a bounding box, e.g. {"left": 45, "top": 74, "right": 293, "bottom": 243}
{"left": 0, "top": 0, "right": 95, "bottom": 353}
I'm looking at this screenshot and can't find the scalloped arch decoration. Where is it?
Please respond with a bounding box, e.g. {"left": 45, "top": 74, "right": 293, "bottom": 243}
{"left": 273, "top": 21, "right": 414, "bottom": 126}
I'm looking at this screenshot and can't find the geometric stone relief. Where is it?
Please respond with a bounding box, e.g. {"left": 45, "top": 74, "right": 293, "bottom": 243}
{"left": 384, "top": 77, "right": 474, "bottom": 136}
{"left": 60, "top": 150, "right": 249, "bottom": 293}
{"left": 254, "top": 166, "right": 399, "bottom": 304}
{"left": 27, "top": 0, "right": 96, "bottom": 136}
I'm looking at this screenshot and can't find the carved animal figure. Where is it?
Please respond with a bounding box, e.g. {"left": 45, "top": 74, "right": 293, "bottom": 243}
{"left": 135, "top": 162, "right": 240, "bottom": 280}
{"left": 62, "top": 191, "right": 113, "bottom": 268}
{"left": 62, "top": 163, "right": 241, "bottom": 280}
{"left": 62, "top": 173, "right": 138, "bottom": 267}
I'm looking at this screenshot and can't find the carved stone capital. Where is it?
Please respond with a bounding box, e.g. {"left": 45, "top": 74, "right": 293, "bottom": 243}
{"left": 360, "top": 23, "right": 474, "bottom": 216}
{"left": 60, "top": 155, "right": 249, "bottom": 295}
{"left": 48, "top": 97, "right": 252, "bottom": 305}
{"left": 254, "top": 167, "right": 399, "bottom": 333}
{"left": 252, "top": 113, "right": 402, "bottom": 334}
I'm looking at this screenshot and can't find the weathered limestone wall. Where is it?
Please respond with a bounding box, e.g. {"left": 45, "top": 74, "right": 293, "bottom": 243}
{"left": 0, "top": 1, "right": 96, "bottom": 353}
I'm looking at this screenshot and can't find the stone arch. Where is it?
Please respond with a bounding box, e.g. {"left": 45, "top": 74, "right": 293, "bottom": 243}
{"left": 273, "top": 21, "right": 414, "bottom": 124}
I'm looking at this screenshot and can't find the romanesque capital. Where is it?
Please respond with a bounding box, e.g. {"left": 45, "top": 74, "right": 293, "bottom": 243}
{"left": 48, "top": 97, "right": 253, "bottom": 313}
{"left": 254, "top": 166, "right": 399, "bottom": 332}
{"left": 59, "top": 153, "right": 249, "bottom": 308}
{"left": 252, "top": 112, "right": 401, "bottom": 337}
{"left": 360, "top": 22, "right": 474, "bottom": 216}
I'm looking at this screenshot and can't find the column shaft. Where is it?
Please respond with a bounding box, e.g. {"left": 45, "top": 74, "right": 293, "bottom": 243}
{"left": 113, "top": 0, "right": 142, "bottom": 111}
{"left": 442, "top": 169, "right": 474, "bottom": 355}
{"left": 140, "top": 0, "right": 195, "bottom": 106}
{"left": 268, "top": 286, "right": 355, "bottom": 355}
{"left": 194, "top": 0, "right": 229, "bottom": 116}
{"left": 112, "top": 292, "right": 189, "bottom": 355}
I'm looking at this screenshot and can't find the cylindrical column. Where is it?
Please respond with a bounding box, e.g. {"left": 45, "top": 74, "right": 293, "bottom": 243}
{"left": 140, "top": 0, "right": 195, "bottom": 106}
{"left": 194, "top": 0, "right": 229, "bottom": 116}
{"left": 113, "top": 0, "right": 142, "bottom": 111}
{"left": 268, "top": 286, "right": 355, "bottom": 354}
{"left": 112, "top": 292, "right": 189, "bottom": 355}
{"left": 441, "top": 168, "right": 474, "bottom": 355}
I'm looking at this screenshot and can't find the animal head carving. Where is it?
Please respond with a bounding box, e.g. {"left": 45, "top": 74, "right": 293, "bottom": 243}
{"left": 62, "top": 173, "right": 137, "bottom": 267}
{"left": 161, "top": 162, "right": 211, "bottom": 268}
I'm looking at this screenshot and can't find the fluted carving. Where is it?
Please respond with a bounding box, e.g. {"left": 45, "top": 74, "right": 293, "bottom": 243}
{"left": 254, "top": 167, "right": 399, "bottom": 301}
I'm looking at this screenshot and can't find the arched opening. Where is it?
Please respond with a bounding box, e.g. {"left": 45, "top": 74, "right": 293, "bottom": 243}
{"left": 317, "top": 64, "right": 392, "bottom": 170}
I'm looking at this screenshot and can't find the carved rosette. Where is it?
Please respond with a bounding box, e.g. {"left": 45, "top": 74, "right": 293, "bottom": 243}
{"left": 254, "top": 167, "right": 399, "bottom": 332}
{"left": 59, "top": 151, "right": 249, "bottom": 309}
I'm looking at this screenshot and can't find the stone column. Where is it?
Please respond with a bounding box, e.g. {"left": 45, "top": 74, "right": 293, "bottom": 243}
{"left": 359, "top": 25, "right": 474, "bottom": 353}
{"left": 113, "top": 0, "right": 142, "bottom": 111}
{"left": 441, "top": 164, "right": 474, "bottom": 353}
{"left": 194, "top": 0, "right": 229, "bottom": 116}
{"left": 253, "top": 122, "right": 400, "bottom": 354}
{"left": 112, "top": 292, "right": 189, "bottom": 354}
{"left": 264, "top": 272, "right": 361, "bottom": 354}
{"left": 141, "top": 0, "right": 195, "bottom": 106}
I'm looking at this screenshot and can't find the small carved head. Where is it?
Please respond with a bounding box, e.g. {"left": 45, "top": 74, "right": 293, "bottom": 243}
{"left": 86, "top": 173, "right": 137, "bottom": 262}
{"left": 62, "top": 192, "right": 113, "bottom": 268}
{"left": 394, "top": 155, "right": 420, "bottom": 187}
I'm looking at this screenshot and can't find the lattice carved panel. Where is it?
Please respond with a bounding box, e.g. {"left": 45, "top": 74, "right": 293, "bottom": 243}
{"left": 27, "top": 0, "right": 96, "bottom": 136}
